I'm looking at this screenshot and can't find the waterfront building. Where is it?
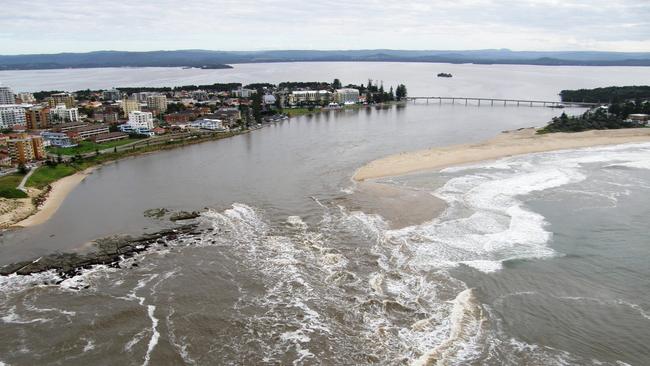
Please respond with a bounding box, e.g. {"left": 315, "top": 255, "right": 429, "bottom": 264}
{"left": 121, "top": 98, "right": 141, "bottom": 117}
{"left": 0, "top": 105, "right": 28, "bottom": 129}
{"left": 127, "top": 111, "right": 154, "bottom": 129}
{"left": 49, "top": 104, "right": 80, "bottom": 123}
{"left": 205, "top": 108, "right": 241, "bottom": 128}
{"left": 146, "top": 95, "right": 168, "bottom": 114}
{"left": 627, "top": 114, "right": 649, "bottom": 124}
{"left": 289, "top": 90, "right": 332, "bottom": 105}
{"left": 0, "top": 86, "right": 15, "bottom": 105}
{"left": 40, "top": 131, "right": 77, "bottom": 148}
{"left": 26, "top": 106, "right": 51, "bottom": 130}
{"left": 189, "top": 118, "right": 224, "bottom": 131}
{"left": 335, "top": 88, "right": 361, "bottom": 105}
{"left": 118, "top": 124, "right": 154, "bottom": 136}
{"left": 69, "top": 124, "right": 110, "bottom": 140}
{"left": 89, "top": 132, "right": 128, "bottom": 143}
{"left": 7, "top": 133, "right": 45, "bottom": 164}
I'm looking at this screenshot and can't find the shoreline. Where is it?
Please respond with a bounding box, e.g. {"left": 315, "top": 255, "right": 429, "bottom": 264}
{"left": 354, "top": 127, "right": 650, "bottom": 181}
{"left": 3, "top": 129, "right": 251, "bottom": 229}
{"left": 13, "top": 168, "right": 94, "bottom": 228}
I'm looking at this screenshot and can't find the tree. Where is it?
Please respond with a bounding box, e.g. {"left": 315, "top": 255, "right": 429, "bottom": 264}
{"left": 251, "top": 90, "right": 263, "bottom": 124}
{"left": 332, "top": 78, "right": 342, "bottom": 89}
{"left": 274, "top": 95, "right": 283, "bottom": 111}
{"left": 395, "top": 84, "right": 408, "bottom": 100}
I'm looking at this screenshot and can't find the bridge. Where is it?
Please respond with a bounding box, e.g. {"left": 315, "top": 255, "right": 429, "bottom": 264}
{"left": 405, "top": 96, "right": 601, "bottom": 108}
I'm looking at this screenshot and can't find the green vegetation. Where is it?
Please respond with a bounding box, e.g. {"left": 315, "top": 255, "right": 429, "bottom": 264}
{"left": 0, "top": 174, "right": 27, "bottom": 199}
{"left": 560, "top": 86, "right": 650, "bottom": 104}
{"left": 538, "top": 110, "right": 642, "bottom": 134}
{"left": 46, "top": 138, "right": 137, "bottom": 156}
{"left": 284, "top": 108, "right": 317, "bottom": 117}
{"left": 540, "top": 89, "right": 650, "bottom": 134}
{"left": 395, "top": 84, "right": 408, "bottom": 100}
{"left": 27, "top": 164, "right": 78, "bottom": 189}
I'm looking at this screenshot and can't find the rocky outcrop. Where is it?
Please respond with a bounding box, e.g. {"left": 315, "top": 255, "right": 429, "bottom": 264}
{"left": 169, "top": 211, "right": 201, "bottom": 221}
{"left": 0, "top": 224, "right": 199, "bottom": 277}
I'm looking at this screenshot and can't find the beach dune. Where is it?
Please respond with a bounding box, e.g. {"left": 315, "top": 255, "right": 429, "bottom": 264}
{"left": 354, "top": 128, "right": 650, "bottom": 181}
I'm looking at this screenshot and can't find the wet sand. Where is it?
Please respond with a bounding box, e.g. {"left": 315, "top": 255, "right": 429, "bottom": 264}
{"left": 342, "top": 181, "right": 446, "bottom": 229}
{"left": 14, "top": 169, "right": 93, "bottom": 228}
{"left": 354, "top": 128, "right": 650, "bottom": 181}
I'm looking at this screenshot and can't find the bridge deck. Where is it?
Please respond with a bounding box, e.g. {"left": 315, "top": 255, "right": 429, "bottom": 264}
{"left": 406, "top": 96, "right": 599, "bottom": 107}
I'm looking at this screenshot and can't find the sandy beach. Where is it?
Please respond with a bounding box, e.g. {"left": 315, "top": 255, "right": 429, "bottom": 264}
{"left": 354, "top": 127, "right": 650, "bottom": 181}
{"left": 13, "top": 168, "right": 94, "bottom": 228}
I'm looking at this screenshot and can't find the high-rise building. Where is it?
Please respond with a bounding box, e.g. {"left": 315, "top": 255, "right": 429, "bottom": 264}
{"left": 49, "top": 104, "right": 80, "bottom": 124}
{"left": 0, "top": 105, "right": 27, "bottom": 128}
{"left": 7, "top": 134, "right": 44, "bottom": 164}
{"left": 15, "top": 92, "right": 35, "bottom": 104}
{"left": 0, "top": 86, "right": 15, "bottom": 105}
{"left": 102, "top": 88, "right": 121, "bottom": 101}
{"left": 47, "top": 93, "right": 75, "bottom": 108}
{"left": 26, "top": 106, "right": 51, "bottom": 130}
{"left": 146, "top": 95, "right": 168, "bottom": 114}
{"left": 127, "top": 111, "right": 154, "bottom": 129}
{"left": 122, "top": 98, "right": 140, "bottom": 117}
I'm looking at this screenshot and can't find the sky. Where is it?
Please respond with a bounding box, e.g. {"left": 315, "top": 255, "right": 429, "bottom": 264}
{"left": 1, "top": 0, "right": 649, "bottom": 54}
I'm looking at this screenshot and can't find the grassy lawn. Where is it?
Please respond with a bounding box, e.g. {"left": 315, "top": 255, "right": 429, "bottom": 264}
{"left": 283, "top": 108, "right": 319, "bottom": 117}
{"left": 0, "top": 173, "right": 28, "bottom": 198}
{"left": 26, "top": 164, "right": 78, "bottom": 189}
{"left": 46, "top": 138, "right": 137, "bottom": 156}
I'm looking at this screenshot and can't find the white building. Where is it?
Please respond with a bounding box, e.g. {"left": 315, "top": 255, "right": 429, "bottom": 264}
{"left": 289, "top": 90, "right": 331, "bottom": 105}
{"left": 190, "top": 118, "right": 224, "bottom": 131}
{"left": 15, "top": 92, "right": 35, "bottom": 103}
{"left": 127, "top": 111, "right": 154, "bottom": 129}
{"left": 40, "top": 131, "right": 77, "bottom": 148}
{"left": 335, "top": 88, "right": 360, "bottom": 105}
{"left": 231, "top": 87, "right": 255, "bottom": 98}
{"left": 0, "top": 86, "right": 14, "bottom": 105}
{"left": 0, "top": 105, "right": 27, "bottom": 128}
{"left": 49, "top": 104, "right": 80, "bottom": 123}
{"left": 263, "top": 94, "right": 277, "bottom": 105}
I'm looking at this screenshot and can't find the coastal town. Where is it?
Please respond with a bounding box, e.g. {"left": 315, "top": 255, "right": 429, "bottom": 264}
{"left": 0, "top": 79, "right": 407, "bottom": 225}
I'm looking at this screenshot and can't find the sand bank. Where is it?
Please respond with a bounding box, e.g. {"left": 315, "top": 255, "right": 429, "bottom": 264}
{"left": 14, "top": 168, "right": 94, "bottom": 228}
{"left": 341, "top": 181, "right": 446, "bottom": 229}
{"left": 354, "top": 128, "right": 650, "bottom": 181}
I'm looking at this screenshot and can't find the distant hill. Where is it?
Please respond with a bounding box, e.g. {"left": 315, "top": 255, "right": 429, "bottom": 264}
{"left": 1, "top": 49, "right": 650, "bottom": 70}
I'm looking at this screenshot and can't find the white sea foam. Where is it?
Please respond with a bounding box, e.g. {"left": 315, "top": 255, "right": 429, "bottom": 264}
{"left": 2, "top": 306, "right": 50, "bottom": 324}
{"left": 82, "top": 338, "right": 95, "bottom": 352}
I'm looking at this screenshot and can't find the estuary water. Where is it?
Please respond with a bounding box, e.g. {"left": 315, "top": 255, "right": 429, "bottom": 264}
{"left": 0, "top": 63, "right": 649, "bottom": 365}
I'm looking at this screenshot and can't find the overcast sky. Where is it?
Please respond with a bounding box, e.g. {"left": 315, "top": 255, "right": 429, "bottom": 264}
{"left": 1, "top": 0, "right": 649, "bottom": 54}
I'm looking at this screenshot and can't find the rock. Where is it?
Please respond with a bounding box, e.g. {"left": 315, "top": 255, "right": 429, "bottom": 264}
{"left": 143, "top": 208, "right": 168, "bottom": 218}
{"left": 0, "top": 223, "right": 200, "bottom": 278}
{"left": 169, "top": 211, "right": 201, "bottom": 221}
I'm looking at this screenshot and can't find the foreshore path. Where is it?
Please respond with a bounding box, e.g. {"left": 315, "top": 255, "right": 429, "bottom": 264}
{"left": 17, "top": 167, "right": 36, "bottom": 192}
